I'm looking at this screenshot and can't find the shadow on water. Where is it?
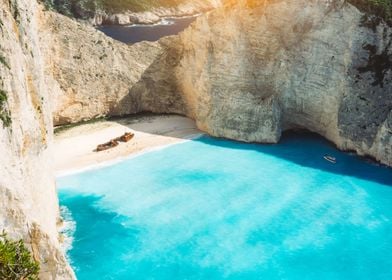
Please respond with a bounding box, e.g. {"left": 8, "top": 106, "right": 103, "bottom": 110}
{"left": 109, "top": 114, "right": 391, "bottom": 186}
{"left": 192, "top": 130, "right": 392, "bottom": 186}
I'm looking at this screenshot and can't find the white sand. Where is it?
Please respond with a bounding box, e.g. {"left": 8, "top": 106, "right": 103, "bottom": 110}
{"left": 54, "top": 115, "right": 202, "bottom": 175}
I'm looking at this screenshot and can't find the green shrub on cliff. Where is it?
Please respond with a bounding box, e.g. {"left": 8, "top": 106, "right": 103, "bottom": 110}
{"left": 0, "top": 232, "right": 39, "bottom": 280}
{"left": 0, "top": 54, "right": 10, "bottom": 70}
{"left": 349, "top": 0, "right": 392, "bottom": 22}
{"left": 0, "top": 89, "right": 11, "bottom": 128}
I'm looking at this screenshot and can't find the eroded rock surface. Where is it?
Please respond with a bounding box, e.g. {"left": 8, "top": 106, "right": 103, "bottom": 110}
{"left": 46, "top": 0, "right": 391, "bottom": 166}
{"left": 0, "top": 0, "right": 74, "bottom": 279}
{"left": 42, "top": 11, "right": 188, "bottom": 125}
{"left": 42, "top": 11, "right": 164, "bottom": 125}
{"left": 147, "top": 0, "right": 392, "bottom": 165}
{"left": 94, "top": 0, "right": 223, "bottom": 26}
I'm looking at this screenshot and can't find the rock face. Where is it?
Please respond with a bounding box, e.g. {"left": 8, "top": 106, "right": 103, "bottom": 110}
{"left": 116, "top": 0, "right": 222, "bottom": 25}
{"left": 180, "top": 0, "right": 391, "bottom": 165}
{"left": 47, "top": 0, "right": 391, "bottom": 167}
{"left": 93, "top": 3, "right": 210, "bottom": 26}
{"left": 0, "top": 0, "right": 74, "bottom": 279}
{"left": 141, "top": 0, "right": 392, "bottom": 165}
{"left": 43, "top": 0, "right": 223, "bottom": 26}
{"left": 41, "top": 11, "right": 187, "bottom": 125}
{"left": 41, "top": 11, "right": 165, "bottom": 125}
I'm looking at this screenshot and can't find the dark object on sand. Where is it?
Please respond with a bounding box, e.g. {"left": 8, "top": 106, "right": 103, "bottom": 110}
{"left": 115, "top": 132, "right": 134, "bottom": 143}
{"left": 94, "top": 132, "right": 134, "bottom": 152}
{"left": 95, "top": 140, "right": 119, "bottom": 152}
{"left": 324, "top": 155, "right": 336, "bottom": 164}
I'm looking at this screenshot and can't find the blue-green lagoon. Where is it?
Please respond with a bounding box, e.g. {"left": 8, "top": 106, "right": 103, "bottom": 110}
{"left": 57, "top": 133, "right": 392, "bottom": 279}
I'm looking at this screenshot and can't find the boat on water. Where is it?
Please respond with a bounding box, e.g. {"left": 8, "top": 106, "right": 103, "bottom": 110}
{"left": 324, "top": 155, "right": 336, "bottom": 164}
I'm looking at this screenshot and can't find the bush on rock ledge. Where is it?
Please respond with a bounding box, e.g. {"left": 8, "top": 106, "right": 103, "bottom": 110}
{"left": 0, "top": 232, "right": 39, "bottom": 280}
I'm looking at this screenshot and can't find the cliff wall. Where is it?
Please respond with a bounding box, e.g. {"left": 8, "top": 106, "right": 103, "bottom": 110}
{"left": 47, "top": 0, "right": 391, "bottom": 166}
{"left": 41, "top": 11, "right": 166, "bottom": 125}
{"left": 41, "top": 0, "right": 223, "bottom": 25}
{"left": 0, "top": 0, "right": 74, "bottom": 278}
{"left": 138, "top": 0, "right": 392, "bottom": 165}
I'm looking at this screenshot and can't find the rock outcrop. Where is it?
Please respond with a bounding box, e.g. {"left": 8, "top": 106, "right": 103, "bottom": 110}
{"left": 41, "top": 10, "right": 188, "bottom": 125}
{"left": 130, "top": 0, "right": 392, "bottom": 166}
{"left": 46, "top": 0, "right": 391, "bottom": 166}
{"left": 180, "top": 0, "right": 391, "bottom": 165}
{"left": 93, "top": 0, "right": 223, "bottom": 26}
{"left": 41, "top": 0, "right": 223, "bottom": 26}
{"left": 41, "top": 11, "right": 165, "bottom": 125}
{"left": 0, "top": 0, "right": 74, "bottom": 279}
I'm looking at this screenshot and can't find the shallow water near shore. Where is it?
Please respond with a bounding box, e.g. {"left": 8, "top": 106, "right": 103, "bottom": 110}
{"left": 57, "top": 133, "right": 392, "bottom": 280}
{"left": 97, "top": 16, "right": 196, "bottom": 44}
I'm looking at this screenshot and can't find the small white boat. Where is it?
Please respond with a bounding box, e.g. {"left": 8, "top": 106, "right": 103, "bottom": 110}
{"left": 324, "top": 155, "right": 336, "bottom": 164}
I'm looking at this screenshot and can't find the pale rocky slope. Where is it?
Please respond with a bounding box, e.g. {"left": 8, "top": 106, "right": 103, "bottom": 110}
{"left": 174, "top": 0, "right": 392, "bottom": 165}
{"left": 0, "top": 0, "right": 74, "bottom": 279}
{"left": 93, "top": 0, "right": 223, "bottom": 25}
{"left": 42, "top": 10, "right": 188, "bottom": 125}
{"left": 43, "top": 0, "right": 223, "bottom": 25}
{"left": 48, "top": 0, "right": 391, "bottom": 166}
{"left": 42, "top": 11, "right": 165, "bottom": 125}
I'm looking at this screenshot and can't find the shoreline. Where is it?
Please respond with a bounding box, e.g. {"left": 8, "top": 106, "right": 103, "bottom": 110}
{"left": 56, "top": 133, "right": 204, "bottom": 178}
{"left": 54, "top": 114, "right": 392, "bottom": 178}
{"left": 96, "top": 14, "right": 199, "bottom": 31}
{"left": 54, "top": 115, "right": 202, "bottom": 177}
{"left": 91, "top": 6, "right": 212, "bottom": 26}
{"left": 95, "top": 13, "right": 201, "bottom": 28}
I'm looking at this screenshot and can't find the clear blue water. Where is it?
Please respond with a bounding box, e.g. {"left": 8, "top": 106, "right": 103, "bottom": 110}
{"left": 98, "top": 17, "right": 196, "bottom": 44}
{"left": 57, "top": 133, "right": 392, "bottom": 280}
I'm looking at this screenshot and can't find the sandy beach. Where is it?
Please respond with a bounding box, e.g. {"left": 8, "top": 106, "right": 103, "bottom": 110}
{"left": 54, "top": 114, "right": 202, "bottom": 175}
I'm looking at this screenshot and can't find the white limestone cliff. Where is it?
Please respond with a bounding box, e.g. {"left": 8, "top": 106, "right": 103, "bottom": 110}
{"left": 0, "top": 0, "right": 74, "bottom": 278}
{"left": 92, "top": 0, "right": 223, "bottom": 25}
{"left": 45, "top": 0, "right": 391, "bottom": 166}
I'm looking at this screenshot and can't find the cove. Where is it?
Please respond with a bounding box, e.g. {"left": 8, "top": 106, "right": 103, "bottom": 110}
{"left": 97, "top": 16, "right": 197, "bottom": 44}
{"left": 57, "top": 133, "right": 392, "bottom": 280}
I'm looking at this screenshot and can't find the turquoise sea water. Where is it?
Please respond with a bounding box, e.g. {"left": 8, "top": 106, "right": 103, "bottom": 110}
{"left": 57, "top": 133, "right": 392, "bottom": 280}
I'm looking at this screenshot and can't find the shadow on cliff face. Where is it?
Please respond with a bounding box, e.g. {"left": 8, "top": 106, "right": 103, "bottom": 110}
{"left": 110, "top": 37, "right": 186, "bottom": 117}
{"left": 191, "top": 130, "right": 392, "bottom": 186}
{"left": 110, "top": 113, "right": 199, "bottom": 140}
{"left": 339, "top": 26, "right": 392, "bottom": 148}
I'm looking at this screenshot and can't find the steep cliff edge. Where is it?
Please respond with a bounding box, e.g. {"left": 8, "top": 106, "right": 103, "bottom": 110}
{"left": 41, "top": 0, "right": 223, "bottom": 25}
{"left": 157, "top": 0, "right": 392, "bottom": 165}
{"left": 48, "top": 0, "right": 391, "bottom": 167}
{"left": 41, "top": 11, "right": 186, "bottom": 125}
{"left": 0, "top": 0, "right": 74, "bottom": 278}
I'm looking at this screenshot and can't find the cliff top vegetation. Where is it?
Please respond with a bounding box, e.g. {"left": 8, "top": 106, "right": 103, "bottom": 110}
{"left": 349, "top": 0, "right": 392, "bottom": 22}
